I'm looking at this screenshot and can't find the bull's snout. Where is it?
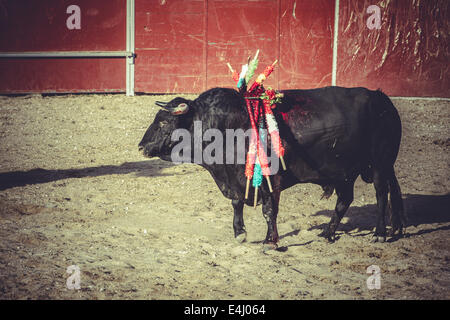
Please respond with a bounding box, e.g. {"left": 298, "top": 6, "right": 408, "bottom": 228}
{"left": 138, "top": 141, "right": 150, "bottom": 155}
{"left": 138, "top": 141, "right": 159, "bottom": 158}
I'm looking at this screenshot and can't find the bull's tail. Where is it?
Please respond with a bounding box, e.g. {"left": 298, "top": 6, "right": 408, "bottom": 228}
{"left": 363, "top": 89, "right": 406, "bottom": 237}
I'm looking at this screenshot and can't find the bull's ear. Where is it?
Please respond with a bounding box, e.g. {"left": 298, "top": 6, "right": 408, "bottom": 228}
{"left": 170, "top": 103, "right": 189, "bottom": 115}
{"left": 156, "top": 101, "right": 189, "bottom": 115}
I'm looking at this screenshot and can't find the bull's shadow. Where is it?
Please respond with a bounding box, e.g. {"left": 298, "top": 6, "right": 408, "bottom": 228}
{"left": 0, "top": 159, "right": 178, "bottom": 191}
{"left": 310, "top": 193, "right": 450, "bottom": 240}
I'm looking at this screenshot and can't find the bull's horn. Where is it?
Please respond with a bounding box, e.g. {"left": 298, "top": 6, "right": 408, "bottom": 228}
{"left": 157, "top": 102, "right": 189, "bottom": 115}
{"left": 155, "top": 101, "right": 168, "bottom": 107}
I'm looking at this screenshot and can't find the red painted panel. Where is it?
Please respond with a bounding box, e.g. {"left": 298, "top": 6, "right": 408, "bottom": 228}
{"left": 338, "top": 0, "right": 450, "bottom": 97}
{"left": 0, "top": 0, "right": 126, "bottom": 52}
{"left": 135, "top": 0, "right": 335, "bottom": 94}
{"left": 135, "top": 0, "right": 206, "bottom": 93}
{"left": 206, "top": 0, "right": 279, "bottom": 90}
{"left": 3, "top": 0, "right": 438, "bottom": 95}
{"left": 0, "top": 0, "right": 126, "bottom": 93}
{"left": 279, "top": 0, "right": 334, "bottom": 89}
{"left": 0, "top": 59, "right": 125, "bottom": 93}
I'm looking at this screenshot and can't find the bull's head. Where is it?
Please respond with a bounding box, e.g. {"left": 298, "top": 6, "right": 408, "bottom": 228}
{"left": 138, "top": 97, "right": 192, "bottom": 161}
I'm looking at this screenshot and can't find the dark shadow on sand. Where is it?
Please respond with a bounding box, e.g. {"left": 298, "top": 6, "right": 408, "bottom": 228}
{"left": 309, "top": 193, "right": 450, "bottom": 239}
{"left": 252, "top": 193, "right": 450, "bottom": 251}
{"left": 0, "top": 159, "right": 180, "bottom": 191}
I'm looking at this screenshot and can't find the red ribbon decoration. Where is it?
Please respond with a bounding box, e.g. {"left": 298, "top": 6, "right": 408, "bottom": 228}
{"left": 227, "top": 59, "right": 281, "bottom": 198}
{"left": 262, "top": 98, "right": 285, "bottom": 158}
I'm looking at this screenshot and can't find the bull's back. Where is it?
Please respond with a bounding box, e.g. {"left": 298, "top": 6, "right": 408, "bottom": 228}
{"left": 277, "top": 87, "right": 380, "bottom": 182}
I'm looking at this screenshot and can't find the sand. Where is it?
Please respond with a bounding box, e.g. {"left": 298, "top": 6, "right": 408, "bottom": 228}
{"left": 0, "top": 92, "right": 448, "bottom": 299}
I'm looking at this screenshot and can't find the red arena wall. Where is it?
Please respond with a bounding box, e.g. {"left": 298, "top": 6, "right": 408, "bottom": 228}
{"left": 0, "top": 0, "right": 448, "bottom": 97}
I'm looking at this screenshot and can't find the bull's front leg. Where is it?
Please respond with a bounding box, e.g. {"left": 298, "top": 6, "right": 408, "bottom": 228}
{"left": 261, "top": 190, "right": 280, "bottom": 250}
{"left": 232, "top": 199, "right": 246, "bottom": 243}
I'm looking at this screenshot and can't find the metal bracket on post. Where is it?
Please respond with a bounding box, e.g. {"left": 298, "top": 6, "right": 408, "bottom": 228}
{"left": 126, "top": 51, "right": 135, "bottom": 97}
{"left": 126, "top": 0, "right": 135, "bottom": 96}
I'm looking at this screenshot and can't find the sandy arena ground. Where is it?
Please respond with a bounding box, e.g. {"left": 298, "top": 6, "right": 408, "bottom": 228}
{"left": 0, "top": 92, "right": 449, "bottom": 300}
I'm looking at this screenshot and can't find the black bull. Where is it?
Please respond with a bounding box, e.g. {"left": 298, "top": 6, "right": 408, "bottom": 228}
{"left": 138, "top": 86, "right": 406, "bottom": 247}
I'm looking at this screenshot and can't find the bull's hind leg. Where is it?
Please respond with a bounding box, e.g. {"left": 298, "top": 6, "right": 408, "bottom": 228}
{"left": 387, "top": 169, "right": 407, "bottom": 238}
{"left": 232, "top": 199, "right": 246, "bottom": 243}
{"left": 319, "top": 180, "right": 355, "bottom": 242}
{"left": 372, "top": 170, "right": 389, "bottom": 242}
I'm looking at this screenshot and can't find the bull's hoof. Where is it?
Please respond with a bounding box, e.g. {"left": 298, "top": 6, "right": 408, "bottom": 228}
{"left": 370, "top": 235, "right": 386, "bottom": 243}
{"left": 319, "top": 230, "right": 336, "bottom": 243}
{"left": 235, "top": 232, "right": 247, "bottom": 244}
{"left": 388, "top": 226, "right": 406, "bottom": 238}
{"left": 387, "top": 228, "right": 395, "bottom": 237}
{"left": 262, "top": 242, "right": 278, "bottom": 252}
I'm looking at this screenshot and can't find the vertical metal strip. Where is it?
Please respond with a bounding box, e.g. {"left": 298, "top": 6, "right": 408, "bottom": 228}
{"left": 126, "top": 0, "right": 135, "bottom": 96}
{"left": 203, "top": 0, "right": 208, "bottom": 91}
{"left": 332, "top": 0, "right": 339, "bottom": 86}
{"left": 276, "top": 0, "right": 281, "bottom": 89}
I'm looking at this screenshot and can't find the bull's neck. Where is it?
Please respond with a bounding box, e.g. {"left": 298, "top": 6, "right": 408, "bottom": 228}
{"left": 192, "top": 102, "right": 250, "bottom": 131}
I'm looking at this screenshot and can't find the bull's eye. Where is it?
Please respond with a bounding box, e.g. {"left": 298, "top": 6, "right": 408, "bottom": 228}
{"left": 159, "top": 120, "right": 168, "bottom": 128}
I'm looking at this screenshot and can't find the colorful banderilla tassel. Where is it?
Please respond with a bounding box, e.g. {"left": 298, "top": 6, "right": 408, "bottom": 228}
{"left": 263, "top": 98, "right": 286, "bottom": 171}
{"left": 230, "top": 55, "right": 280, "bottom": 202}
{"left": 226, "top": 63, "right": 240, "bottom": 84}
{"left": 257, "top": 118, "right": 273, "bottom": 194}
{"left": 237, "top": 64, "right": 249, "bottom": 89}
{"left": 251, "top": 115, "right": 273, "bottom": 208}
{"left": 245, "top": 50, "right": 259, "bottom": 84}
{"left": 244, "top": 97, "right": 273, "bottom": 202}
{"left": 248, "top": 60, "right": 278, "bottom": 93}
{"left": 245, "top": 130, "right": 257, "bottom": 198}
{"left": 252, "top": 158, "right": 262, "bottom": 208}
{"left": 244, "top": 98, "right": 259, "bottom": 200}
